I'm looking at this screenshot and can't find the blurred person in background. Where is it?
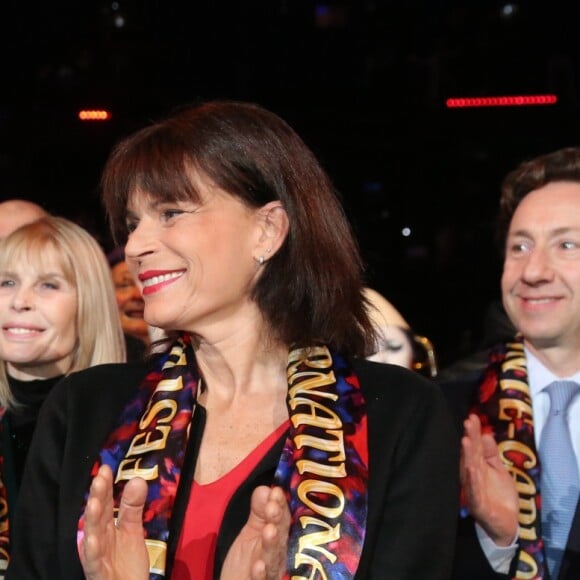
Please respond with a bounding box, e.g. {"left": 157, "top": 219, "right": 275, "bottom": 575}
{"left": 364, "top": 287, "right": 438, "bottom": 377}
{"left": 0, "top": 199, "right": 47, "bottom": 239}
{"left": 107, "top": 246, "right": 151, "bottom": 361}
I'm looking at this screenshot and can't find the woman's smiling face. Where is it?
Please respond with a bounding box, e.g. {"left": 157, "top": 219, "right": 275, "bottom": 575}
{"left": 123, "top": 177, "right": 264, "bottom": 338}
{"left": 0, "top": 247, "right": 78, "bottom": 380}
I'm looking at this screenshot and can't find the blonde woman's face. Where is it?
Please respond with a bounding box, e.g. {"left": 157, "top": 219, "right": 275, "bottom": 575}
{"left": 0, "top": 252, "right": 78, "bottom": 380}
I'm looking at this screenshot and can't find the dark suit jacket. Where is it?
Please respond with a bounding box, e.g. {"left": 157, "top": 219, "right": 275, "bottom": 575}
{"left": 8, "top": 358, "right": 459, "bottom": 580}
{"left": 439, "top": 365, "right": 580, "bottom": 580}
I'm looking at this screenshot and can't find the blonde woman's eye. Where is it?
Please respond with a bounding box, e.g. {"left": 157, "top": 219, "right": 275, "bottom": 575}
{"left": 385, "top": 341, "right": 403, "bottom": 352}
{"left": 41, "top": 281, "right": 60, "bottom": 290}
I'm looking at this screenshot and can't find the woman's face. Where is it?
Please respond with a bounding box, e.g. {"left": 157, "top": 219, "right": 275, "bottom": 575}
{"left": 110, "top": 260, "right": 149, "bottom": 342}
{"left": 123, "top": 176, "right": 264, "bottom": 340}
{"left": 366, "top": 325, "right": 414, "bottom": 368}
{"left": 0, "top": 251, "right": 78, "bottom": 380}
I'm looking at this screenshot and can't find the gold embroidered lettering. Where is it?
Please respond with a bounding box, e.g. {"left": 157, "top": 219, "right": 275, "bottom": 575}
{"left": 496, "top": 343, "right": 542, "bottom": 572}
{"left": 297, "top": 480, "right": 345, "bottom": 519}
{"left": 498, "top": 440, "right": 536, "bottom": 470}
{"left": 290, "top": 398, "right": 342, "bottom": 430}
{"left": 295, "top": 430, "right": 346, "bottom": 461}
{"left": 510, "top": 465, "right": 537, "bottom": 496}
{"left": 502, "top": 357, "right": 526, "bottom": 373}
{"left": 515, "top": 550, "right": 538, "bottom": 579}
{"left": 291, "top": 553, "right": 328, "bottom": 580}
{"left": 517, "top": 497, "right": 538, "bottom": 535}
{"left": 0, "top": 499, "right": 8, "bottom": 534}
{"left": 162, "top": 345, "right": 187, "bottom": 369}
{"left": 146, "top": 539, "right": 167, "bottom": 575}
{"left": 499, "top": 379, "right": 533, "bottom": 398}
{"left": 297, "top": 516, "right": 340, "bottom": 560}
{"left": 288, "top": 346, "right": 332, "bottom": 374}
{"left": 288, "top": 373, "right": 337, "bottom": 400}
{"left": 128, "top": 426, "right": 172, "bottom": 456}
{"left": 297, "top": 460, "right": 346, "bottom": 478}
{"left": 155, "top": 377, "right": 183, "bottom": 392}
{"left": 116, "top": 457, "right": 158, "bottom": 482}
{"left": 139, "top": 399, "right": 178, "bottom": 429}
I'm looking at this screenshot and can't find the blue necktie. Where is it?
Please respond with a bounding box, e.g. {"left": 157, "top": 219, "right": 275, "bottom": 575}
{"left": 539, "top": 380, "right": 580, "bottom": 579}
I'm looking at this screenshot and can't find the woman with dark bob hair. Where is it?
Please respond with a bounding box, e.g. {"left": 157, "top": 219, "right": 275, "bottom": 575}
{"left": 8, "top": 101, "right": 458, "bottom": 579}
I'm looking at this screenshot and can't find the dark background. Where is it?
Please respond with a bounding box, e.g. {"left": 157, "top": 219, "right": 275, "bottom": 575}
{"left": 1, "top": 0, "right": 579, "bottom": 367}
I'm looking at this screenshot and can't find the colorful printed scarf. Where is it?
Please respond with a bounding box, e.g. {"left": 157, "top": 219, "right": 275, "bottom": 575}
{"left": 78, "top": 336, "right": 368, "bottom": 579}
{"left": 0, "top": 411, "right": 9, "bottom": 578}
{"left": 467, "top": 335, "right": 547, "bottom": 579}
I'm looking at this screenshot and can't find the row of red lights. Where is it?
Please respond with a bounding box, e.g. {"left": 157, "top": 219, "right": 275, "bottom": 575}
{"left": 446, "top": 94, "right": 558, "bottom": 108}
{"left": 76, "top": 95, "right": 558, "bottom": 122}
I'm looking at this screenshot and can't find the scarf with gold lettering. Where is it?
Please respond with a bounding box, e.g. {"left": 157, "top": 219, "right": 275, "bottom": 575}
{"left": 0, "top": 416, "right": 9, "bottom": 578}
{"left": 78, "top": 335, "right": 368, "bottom": 579}
{"left": 467, "top": 335, "right": 546, "bottom": 579}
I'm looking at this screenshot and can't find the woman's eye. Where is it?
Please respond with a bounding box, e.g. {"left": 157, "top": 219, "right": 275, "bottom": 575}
{"left": 41, "top": 281, "right": 59, "bottom": 290}
{"left": 385, "top": 342, "right": 403, "bottom": 352}
{"left": 161, "top": 209, "right": 185, "bottom": 221}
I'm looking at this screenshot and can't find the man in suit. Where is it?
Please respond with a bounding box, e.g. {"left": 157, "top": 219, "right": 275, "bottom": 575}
{"left": 440, "top": 146, "right": 580, "bottom": 580}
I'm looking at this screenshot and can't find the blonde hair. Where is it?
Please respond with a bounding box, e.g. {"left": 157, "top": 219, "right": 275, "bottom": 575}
{"left": 362, "top": 287, "right": 410, "bottom": 330}
{"left": 0, "top": 216, "right": 126, "bottom": 408}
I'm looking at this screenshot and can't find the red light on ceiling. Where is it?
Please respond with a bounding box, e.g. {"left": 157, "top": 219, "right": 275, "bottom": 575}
{"left": 78, "top": 109, "right": 112, "bottom": 121}
{"left": 446, "top": 95, "right": 558, "bottom": 108}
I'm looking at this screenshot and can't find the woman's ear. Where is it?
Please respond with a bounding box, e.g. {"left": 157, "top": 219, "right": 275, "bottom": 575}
{"left": 255, "top": 201, "right": 289, "bottom": 261}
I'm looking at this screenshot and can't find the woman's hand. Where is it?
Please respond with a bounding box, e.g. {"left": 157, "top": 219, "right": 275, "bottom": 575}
{"left": 80, "top": 464, "right": 150, "bottom": 580}
{"left": 221, "top": 485, "right": 291, "bottom": 580}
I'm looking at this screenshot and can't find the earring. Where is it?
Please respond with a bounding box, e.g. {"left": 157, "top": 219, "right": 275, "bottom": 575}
{"left": 255, "top": 255, "right": 265, "bottom": 265}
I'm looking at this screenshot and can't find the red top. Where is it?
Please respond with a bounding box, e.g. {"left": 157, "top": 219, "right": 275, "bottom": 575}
{"left": 172, "top": 420, "right": 290, "bottom": 579}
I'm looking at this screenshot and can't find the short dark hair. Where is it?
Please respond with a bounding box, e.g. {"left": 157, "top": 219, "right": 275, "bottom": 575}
{"left": 497, "top": 146, "right": 580, "bottom": 250}
{"left": 101, "top": 100, "right": 375, "bottom": 356}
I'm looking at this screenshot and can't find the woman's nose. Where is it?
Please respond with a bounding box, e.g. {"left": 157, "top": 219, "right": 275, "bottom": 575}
{"left": 124, "top": 219, "right": 156, "bottom": 262}
{"left": 11, "top": 287, "right": 34, "bottom": 311}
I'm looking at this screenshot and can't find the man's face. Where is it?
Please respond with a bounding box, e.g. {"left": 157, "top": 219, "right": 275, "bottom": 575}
{"left": 501, "top": 181, "right": 580, "bottom": 352}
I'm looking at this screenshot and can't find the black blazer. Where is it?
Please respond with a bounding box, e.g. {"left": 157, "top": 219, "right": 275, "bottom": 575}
{"left": 8, "top": 358, "right": 459, "bottom": 579}
{"left": 439, "top": 367, "right": 580, "bottom": 580}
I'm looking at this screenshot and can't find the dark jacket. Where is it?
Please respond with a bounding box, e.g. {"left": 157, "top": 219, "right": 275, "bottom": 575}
{"left": 439, "top": 365, "right": 580, "bottom": 580}
{"left": 8, "top": 358, "right": 459, "bottom": 579}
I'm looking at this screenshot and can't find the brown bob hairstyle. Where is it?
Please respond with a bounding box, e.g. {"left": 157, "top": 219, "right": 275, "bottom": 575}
{"left": 101, "top": 100, "right": 376, "bottom": 357}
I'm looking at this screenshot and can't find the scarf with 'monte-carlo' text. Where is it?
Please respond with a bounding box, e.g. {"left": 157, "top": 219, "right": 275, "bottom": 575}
{"left": 466, "top": 335, "right": 547, "bottom": 580}
{"left": 77, "top": 335, "right": 368, "bottom": 579}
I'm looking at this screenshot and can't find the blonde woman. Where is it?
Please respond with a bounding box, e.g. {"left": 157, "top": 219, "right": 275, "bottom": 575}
{"left": 0, "top": 216, "right": 126, "bottom": 572}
